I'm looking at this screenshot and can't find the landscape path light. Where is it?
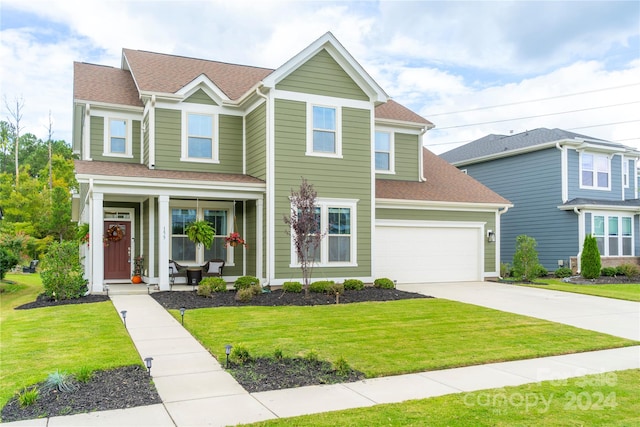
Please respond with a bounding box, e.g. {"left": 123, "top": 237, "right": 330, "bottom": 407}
{"left": 179, "top": 307, "right": 186, "bottom": 325}
{"left": 144, "top": 357, "right": 153, "bottom": 376}
{"left": 225, "top": 344, "right": 233, "bottom": 368}
{"left": 120, "top": 310, "right": 127, "bottom": 328}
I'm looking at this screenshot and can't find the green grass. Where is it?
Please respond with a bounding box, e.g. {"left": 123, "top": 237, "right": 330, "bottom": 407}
{"left": 243, "top": 369, "right": 640, "bottom": 426}
{"left": 0, "top": 273, "right": 142, "bottom": 413}
{"left": 175, "top": 299, "right": 636, "bottom": 377}
{"left": 523, "top": 278, "right": 640, "bottom": 302}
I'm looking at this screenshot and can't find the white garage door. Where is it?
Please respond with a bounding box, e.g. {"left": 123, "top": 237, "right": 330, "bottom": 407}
{"left": 375, "top": 221, "right": 483, "bottom": 283}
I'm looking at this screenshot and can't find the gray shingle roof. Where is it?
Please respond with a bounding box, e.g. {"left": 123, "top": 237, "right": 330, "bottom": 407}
{"left": 440, "top": 128, "right": 619, "bottom": 164}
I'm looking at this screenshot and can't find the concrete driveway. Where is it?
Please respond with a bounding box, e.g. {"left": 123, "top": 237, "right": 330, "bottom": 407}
{"left": 399, "top": 281, "right": 640, "bottom": 341}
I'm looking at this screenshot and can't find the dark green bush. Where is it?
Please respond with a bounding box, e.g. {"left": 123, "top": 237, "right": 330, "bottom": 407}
{"left": 309, "top": 280, "right": 334, "bottom": 293}
{"left": 234, "top": 276, "right": 259, "bottom": 290}
{"left": 197, "top": 283, "right": 212, "bottom": 297}
{"left": 198, "top": 277, "right": 227, "bottom": 297}
{"left": 282, "top": 281, "right": 303, "bottom": 293}
{"left": 41, "top": 241, "right": 87, "bottom": 300}
{"left": 580, "top": 235, "right": 601, "bottom": 279}
{"left": 373, "top": 278, "right": 394, "bottom": 289}
{"left": 617, "top": 263, "right": 638, "bottom": 278}
{"left": 0, "top": 246, "right": 19, "bottom": 280}
{"left": 554, "top": 267, "right": 573, "bottom": 278}
{"left": 343, "top": 279, "right": 364, "bottom": 290}
{"left": 230, "top": 345, "right": 252, "bottom": 365}
{"left": 601, "top": 267, "right": 617, "bottom": 277}
{"left": 534, "top": 265, "right": 548, "bottom": 278}
{"left": 512, "top": 235, "right": 541, "bottom": 281}
{"left": 500, "top": 262, "right": 511, "bottom": 278}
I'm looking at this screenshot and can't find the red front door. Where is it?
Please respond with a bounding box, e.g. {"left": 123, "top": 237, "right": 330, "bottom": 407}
{"left": 104, "top": 221, "right": 131, "bottom": 280}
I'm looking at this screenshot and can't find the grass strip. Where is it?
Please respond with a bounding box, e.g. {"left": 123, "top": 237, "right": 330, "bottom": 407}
{"left": 523, "top": 279, "right": 640, "bottom": 302}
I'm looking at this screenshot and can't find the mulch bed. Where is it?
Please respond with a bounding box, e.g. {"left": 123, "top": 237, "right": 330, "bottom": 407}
{"left": 1, "top": 366, "right": 160, "bottom": 423}
{"left": 15, "top": 293, "right": 109, "bottom": 310}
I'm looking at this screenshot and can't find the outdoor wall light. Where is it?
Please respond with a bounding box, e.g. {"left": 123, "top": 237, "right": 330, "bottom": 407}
{"left": 179, "top": 307, "right": 186, "bottom": 325}
{"left": 144, "top": 357, "right": 153, "bottom": 376}
{"left": 225, "top": 344, "right": 233, "bottom": 368}
{"left": 120, "top": 310, "right": 127, "bottom": 328}
{"left": 487, "top": 230, "right": 496, "bottom": 243}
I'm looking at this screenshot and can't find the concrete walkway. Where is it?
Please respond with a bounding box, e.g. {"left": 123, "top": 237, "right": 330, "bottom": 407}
{"left": 4, "top": 284, "right": 640, "bottom": 427}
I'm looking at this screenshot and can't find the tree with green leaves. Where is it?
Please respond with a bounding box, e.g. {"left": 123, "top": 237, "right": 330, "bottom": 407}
{"left": 581, "top": 235, "right": 601, "bottom": 279}
{"left": 512, "top": 234, "right": 542, "bottom": 281}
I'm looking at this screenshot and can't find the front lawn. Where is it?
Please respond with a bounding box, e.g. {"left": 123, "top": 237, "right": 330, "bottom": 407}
{"left": 0, "top": 273, "right": 142, "bottom": 413}
{"left": 176, "top": 298, "right": 636, "bottom": 378}
{"left": 524, "top": 279, "right": 640, "bottom": 302}
{"left": 244, "top": 369, "right": 640, "bottom": 426}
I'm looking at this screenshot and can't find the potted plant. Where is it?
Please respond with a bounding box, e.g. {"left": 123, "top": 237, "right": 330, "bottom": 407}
{"left": 224, "top": 231, "right": 247, "bottom": 248}
{"left": 132, "top": 256, "right": 144, "bottom": 284}
{"left": 185, "top": 220, "right": 215, "bottom": 249}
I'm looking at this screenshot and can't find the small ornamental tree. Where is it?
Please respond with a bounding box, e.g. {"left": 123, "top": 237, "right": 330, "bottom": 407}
{"left": 41, "top": 241, "right": 87, "bottom": 300}
{"left": 580, "top": 235, "right": 601, "bottom": 279}
{"left": 283, "top": 178, "right": 324, "bottom": 298}
{"left": 512, "top": 234, "right": 541, "bottom": 281}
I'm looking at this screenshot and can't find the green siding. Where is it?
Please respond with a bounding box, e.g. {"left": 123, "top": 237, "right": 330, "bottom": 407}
{"left": 377, "top": 208, "right": 496, "bottom": 273}
{"left": 245, "top": 200, "right": 257, "bottom": 277}
{"left": 184, "top": 89, "right": 218, "bottom": 105}
{"left": 221, "top": 201, "right": 245, "bottom": 277}
{"left": 246, "top": 103, "right": 266, "bottom": 179}
{"left": 376, "top": 133, "right": 420, "bottom": 181}
{"left": 154, "top": 108, "right": 243, "bottom": 173}
{"left": 89, "top": 116, "right": 141, "bottom": 163}
{"left": 143, "top": 113, "right": 150, "bottom": 166}
{"left": 274, "top": 99, "right": 372, "bottom": 279}
{"left": 73, "top": 105, "right": 83, "bottom": 154}
{"left": 276, "top": 49, "right": 368, "bottom": 101}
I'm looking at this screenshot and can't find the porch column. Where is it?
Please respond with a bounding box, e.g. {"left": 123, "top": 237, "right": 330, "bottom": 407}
{"left": 158, "top": 195, "right": 170, "bottom": 290}
{"left": 90, "top": 192, "right": 104, "bottom": 293}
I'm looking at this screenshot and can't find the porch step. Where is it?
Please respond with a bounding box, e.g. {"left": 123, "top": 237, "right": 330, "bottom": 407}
{"left": 104, "top": 284, "right": 155, "bottom": 295}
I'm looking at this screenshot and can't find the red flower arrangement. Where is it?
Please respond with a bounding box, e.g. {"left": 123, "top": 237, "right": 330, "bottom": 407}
{"left": 224, "top": 232, "right": 247, "bottom": 248}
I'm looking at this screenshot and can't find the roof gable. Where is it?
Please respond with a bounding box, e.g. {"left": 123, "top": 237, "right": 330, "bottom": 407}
{"left": 73, "top": 62, "right": 142, "bottom": 107}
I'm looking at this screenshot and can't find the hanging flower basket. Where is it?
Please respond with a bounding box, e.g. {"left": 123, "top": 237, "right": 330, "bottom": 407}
{"left": 224, "top": 232, "right": 247, "bottom": 248}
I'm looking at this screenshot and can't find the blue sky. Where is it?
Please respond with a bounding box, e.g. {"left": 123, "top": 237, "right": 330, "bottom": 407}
{"left": 1, "top": 0, "right": 638, "bottom": 154}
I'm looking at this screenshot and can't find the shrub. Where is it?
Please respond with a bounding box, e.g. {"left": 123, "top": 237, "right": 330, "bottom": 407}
{"left": 581, "top": 235, "right": 601, "bottom": 279}
{"left": 554, "top": 267, "right": 573, "bottom": 278}
{"left": 333, "top": 357, "right": 352, "bottom": 377}
{"left": 235, "top": 287, "right": 255, "bottom": 302}
{"left": 76, "top": 366, "right": 93, "bottom": 383}
{"left": 309, "top": 280, "right": 334, "bottom": 293}
{"left": 197, "top": 282, "right": 212, "bottom": 297}
{"left": 304, "top": 350, "right": 319, "bottom": 362}
{"left": 500, "top": 262, "right": 511, "bottom": 278}
{"left": 601, "top": 267, "right": 617, "bottom": 277}
{"left": 534, "top": 265, "right": 548, "bottom": 278}
{"left": 200, "top": 277, "right": 227, "bottom": 294}
{"left": 617, "top": 263, "right": 639, "bottom": 278}
{"left": 374, "top": 278, "right": 395, "bottom": 289}
{"left": 44, "top": 370, "right": 77, "bottom": 393}
{"left": 512, "top": 235, "right": 541, "bottom": 281}
{"left": 343, "top": 279, "right": 364, "bottom": 290}
{"left": 230, "top": 345, "right": 252, "bottom": 365}
{"left": 234, "top": 276, "right": 259, "bottom": 290}
{"left": 282, "top": 281, "right": 303, "bottom": 293}
{"left": 41, "top": 241, "right": 87, "bottom": 300}
{"left": 0, "top": 246, "right": 19, "bottom": 280}
{"left": 18, "top": 387, "right": 39, "bottom": 407}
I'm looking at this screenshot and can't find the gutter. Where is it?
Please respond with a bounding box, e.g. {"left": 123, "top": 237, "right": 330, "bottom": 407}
{"left": 573, "top": 207, "right": 583, "bottom": 273}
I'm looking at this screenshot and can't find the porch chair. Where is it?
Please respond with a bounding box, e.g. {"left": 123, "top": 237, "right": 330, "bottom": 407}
{"left": 22, "top": 260, "right": 39, "bottom": 273}
{"left": 202, "top": 259, "right": 225, "bottom": 278}
{"left": 169, "top": 260, "right": 188, "bottom": 288}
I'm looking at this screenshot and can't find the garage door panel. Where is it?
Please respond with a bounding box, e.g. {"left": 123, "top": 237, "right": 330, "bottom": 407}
{"left": 375, "top": 225, "right": 481, "bottom": 283}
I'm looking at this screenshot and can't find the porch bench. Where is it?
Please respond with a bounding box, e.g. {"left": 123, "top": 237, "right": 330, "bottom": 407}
{"left": 169, "top": 260, "right": 188, "bottom": 288}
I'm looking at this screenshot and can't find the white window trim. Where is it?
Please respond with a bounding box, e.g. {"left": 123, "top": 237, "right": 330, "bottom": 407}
{"left": 169, "top": 200, "right": 234, "bottom": 265}
{"left": 306, "top": 103, "right": 342, "bottom": 158}
{"left": 591, "top": 212, "right": 634, "bottom": 257}
{"left": 181, "top": 111, "right": 219, "bottom": 164}
{"left": 289, "top": 198, "right": 358, "bottom": 268}
{"left": 623, "top": 157, "right": 630, "bottom": 189}
{"left": 103, "top": 117, "right": 133, "bottom": 158}
{"left": 579, "top": 152, "right": 610, "bottom": 190}
{"left": 374, "top": 129, "right": 395, "bottom": 174}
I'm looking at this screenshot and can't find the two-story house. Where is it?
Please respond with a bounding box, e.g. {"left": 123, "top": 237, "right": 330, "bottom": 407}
{"left": 440, "top": 128, "right": 640, "bottom": 272}
{"left": 72, "top": 32, "right": 511, "bottom": 293}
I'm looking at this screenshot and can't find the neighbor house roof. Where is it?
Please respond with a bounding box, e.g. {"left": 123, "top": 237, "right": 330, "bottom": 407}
{"left": 560, "top": 198, "right": 640, "bottom": 209}
{"left": 376, "top": 148, "right": 511, "bottom": 205}
{"left": 74, "top": 49, "right": 430, "bottom": 125}
{"left": 74, "top": 160, "right": 265, "bottom": 185}
{"left": 440, "top": 128, "right": 624, "bottom": 165}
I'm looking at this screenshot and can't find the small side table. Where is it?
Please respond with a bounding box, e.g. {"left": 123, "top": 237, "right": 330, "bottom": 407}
{"left": 186, "top": 267, "right": 202, "bottom": 289}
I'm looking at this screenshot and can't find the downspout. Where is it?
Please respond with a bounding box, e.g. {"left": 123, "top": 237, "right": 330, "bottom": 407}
{"left": 496, "top": 205, "right": 509, "bottom": 278}
{"left": 419, "top": 127, "right": 427, "bottom": 182}
{"left": 574, "top": 207, "right": 583, "bottom": 273}
{"left": 255, "top": 87, "right": 269, "bottom": 286}
{"left": 555, "top": 142, "right": 568, "bottom": 203}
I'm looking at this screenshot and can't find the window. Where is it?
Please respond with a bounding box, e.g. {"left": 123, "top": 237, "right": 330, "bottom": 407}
{"left": 103, "top": 117, "right": 132, "bottom": 157}
{"left": 623, "top": 159, "right": 629, "bottom": 188}
{"left": 182, "top": 112, "right": 218, "bottom": 162}
{"left": 170, "top": 205, "right": 232, "bottom": 264}
{"left": 290, "top": 199, "right": 356, "bottom": 266}
{"left": 307, "top": 104, "right": 341, "bottom": 157}
{"left": 581, "top": 153, "right": 609, "bottom": 189}
{"left": 593, "top": 214, "right": 633, "bottom": 256}
{"left": 375, "top": 131, "right": 393, "bottom": 172}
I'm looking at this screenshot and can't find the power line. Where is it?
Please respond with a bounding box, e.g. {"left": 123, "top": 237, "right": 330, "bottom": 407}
{"left": 434, "top": 101, "right": 640, "bottom": 130}
{"left": 426, "top": 83, "right": 640, "bottom": 117}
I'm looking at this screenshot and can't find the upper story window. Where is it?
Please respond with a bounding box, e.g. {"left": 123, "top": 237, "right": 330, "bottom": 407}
{"left": 182, "top": 112, "right": 218, "bottom": 163}
{"left": 580, "top": 153, "right": 609, "bottom": 190}
{"left": 103, "top": 118, "right": 132, "bottom": 157}
{"left": 375, "top": 131, "right": 394, "bottom": 172}
{"left": 623, "top": 159, "right": 630, "bottom": 188}
{"left": 307, "top": 104, "right": 342, "bottom": 158}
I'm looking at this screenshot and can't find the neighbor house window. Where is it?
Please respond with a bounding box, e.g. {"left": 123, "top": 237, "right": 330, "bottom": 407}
{"left": 375, "top": 131, "right": 393, "bottom": 172}
{"left": 623, "top": 159, "right": 629, "bottom": 188}
{"left": 581, "top": 153, "right": 609, "bottom": 189}
{"left": 171, "top": 204, "right": 232, "bottom": 264}
{"left": 103, "top": 117, "right": 132, "bottom": 157}
{"left": 307, "top": 104, "right": 341, "bottom": 157}
{"left": 182, "top": 112, "right": 218, "bottom": 162}
{"left": 593, "top": 214, "right": 633, "bottom": 256}
{"left": 290, "top": 199, "right": 356, "bottom": 266}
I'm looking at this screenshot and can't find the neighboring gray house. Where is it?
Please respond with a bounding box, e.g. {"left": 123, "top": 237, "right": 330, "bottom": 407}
{"left": 440, "top": 128, "right": 640, "bottom": 272}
